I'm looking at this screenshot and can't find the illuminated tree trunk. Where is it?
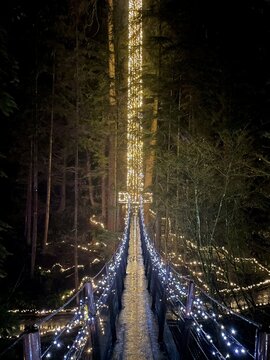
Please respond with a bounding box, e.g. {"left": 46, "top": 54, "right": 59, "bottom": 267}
{"left": 43, "top": 52, "right": 55, "bottom": 251}
{"left": 107, "top": 0, "right": 117, "bottom": 231}
{"left": 127, "top": 0, "right": 144, "bottom": 202}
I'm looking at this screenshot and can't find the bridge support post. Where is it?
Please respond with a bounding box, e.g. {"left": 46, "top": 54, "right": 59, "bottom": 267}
{"left": 147, "top": 259, "right": 152, "bottom": 291}
{"left": 151, "top": 269, "right": 157, "bottom": 310}
{"left": 114, "top": 255, "right": 123, "bottom": 310}
{"left": 255, "top": 328, "right": 270, "bottom": 360}
{"left": 144, "top": 248, "right": 149, "bottom": 275}
{"left": 85, "top": 282, "right": 100, "bottom": 360}
{"left": 179, "top": 280, "right": 195, "bottom": 359}
{"left": 108, "top": 289, "right": 117, "bottom": 343}
{"left": 23, "top": 325, "right": 41, "bottom": 360}
{"left": 85, "top": 281, "right": 95, "bottom": 316}
{"left": 185, "top": 280, "right": 195, "bottom": 317}
{"left": 158, "top": 266, "right": 169, "bottom": 343}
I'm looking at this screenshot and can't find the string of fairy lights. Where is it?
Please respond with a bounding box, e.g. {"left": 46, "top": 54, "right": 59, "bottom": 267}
{"left": 139, "top": 203, "right": 260, "bottom": 359}
{"left": 149, "top": 209, "right": 270, "bottom": 276}
{"left": 2, "top": 205, "right": 131, "bottom": 359}
{"left": 148, "top": 210, "right": 270, "bottom": 310}
{"left": 170, "top": 251, "right": 270, "bottom": 310}
{"left": 127, "top": 0, "right": 144, "bottom": 203}
{"left": 3, "top": 0, "right": 269, "bottom": 354}
{"left": 43, "top": 204, "right": 130, "bottom": 359}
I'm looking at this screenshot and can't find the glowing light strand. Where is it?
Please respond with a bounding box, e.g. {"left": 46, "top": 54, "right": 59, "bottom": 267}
{"left": 42, "top": 305, "right": 84, "bottom": 359}
{"left": 0, "top": 205, "right": 131, "bottom": 360}
{"left": 127, "top": 0, "right": 143, "bottom": 202}
{"left": 62, "top": 203, "right": 131, "bottom": 359}
{"left": 139, "top": 203, "right": 258, "bottom": 359}
{"left": 149, "top": 210, "right": 270, "bottom": 301}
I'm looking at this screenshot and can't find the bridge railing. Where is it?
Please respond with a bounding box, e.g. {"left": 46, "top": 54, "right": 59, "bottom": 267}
{"left": 139, "top": 204, "right": 270, "bottom": 360}
{"left": 0, "top": 203, "right": 131, "bottom": 360}
{"left": 88, "top": 204, "right": 131, "bottom": 360}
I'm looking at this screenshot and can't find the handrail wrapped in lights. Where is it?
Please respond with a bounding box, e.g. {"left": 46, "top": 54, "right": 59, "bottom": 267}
{"left": 139, "top": 202, "right": 269, "bottom": 360}
{"left": 0, "top": 203, "right": 131, "bottom": 360}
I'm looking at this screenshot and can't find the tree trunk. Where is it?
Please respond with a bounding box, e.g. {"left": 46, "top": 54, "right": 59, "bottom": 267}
{"left": 58, "top": 148, "right": 66, "bottom": 213}
{"left": 144, "top": 99, "right": 158, "bottom": 224}
{"left": 176, "top": 100, "right": 181, "bottom": 259}
{"left": 194, "top": 185, "right": 202, "bottom": 248}
{"left": 155, "top": 210, "right": 161, "bottom": 251}
{"left": 101, "top": 171, "right": 106, "bottom": 222}
{"left": 194, "top": 185, "right": 209, "bottom": 283}
{"left": 74, "top": 136, "right": 79, "bottom": 292}
{"left": 145, "top": 6, "right": 161, "bottom": 222}
{"left": 86, "top": 151, "right": 95, "bottom": 207}
{"left": 107, "top": 0, "right": 117, "bottom": 231}
{"left": 164, "top": 107, "right": 171, "bottom": 261}
{"left": 31, "top": 132, "right": 38, "bottom": 278}
{"left": 43, "top": 52, "right": 55, "bottom": 251}
{"left": 25, "top": 139, "right": 33, "bottom": 246}
{"left": 31, "top": 65, "right": 39, "bottom": 278}
{"left": 144, "top": 98, "right": 158, "bottom": 191}
{"left": 210, "top": 162, "right": 231, "bottom": 243}
{"left": 74, "top": 21, "right": 79, "bottom": 293}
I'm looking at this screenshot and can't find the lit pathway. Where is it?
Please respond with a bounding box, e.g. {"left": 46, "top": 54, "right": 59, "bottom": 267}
{"left": 112, "top": 215, "right": 166, "bottom": 360}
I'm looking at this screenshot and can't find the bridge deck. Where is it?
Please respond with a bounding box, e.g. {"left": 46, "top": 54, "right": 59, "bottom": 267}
{"left": 112, "top": 215, "right": 166, "bottom": 360}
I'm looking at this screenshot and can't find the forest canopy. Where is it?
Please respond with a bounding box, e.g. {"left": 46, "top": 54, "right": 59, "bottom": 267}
{"left": 0, "top": 0, "right": 269, "bottom": 324}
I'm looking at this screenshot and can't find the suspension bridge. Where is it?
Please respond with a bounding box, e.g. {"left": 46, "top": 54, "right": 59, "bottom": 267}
{"left": 1, "top": 0, "right": 270, "bottom": 358}
{"left": 1, "top": 202, "right": 269, "bottom": 359}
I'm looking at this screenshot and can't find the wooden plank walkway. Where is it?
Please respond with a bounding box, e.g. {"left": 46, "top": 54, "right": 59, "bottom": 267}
{"left": 112, "top": 215, "right": 166, "bottom": 360}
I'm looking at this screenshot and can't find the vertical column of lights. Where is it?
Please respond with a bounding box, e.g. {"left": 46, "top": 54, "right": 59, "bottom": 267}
{"left": 127, "top": 0, "right": 144, "bottom": 203}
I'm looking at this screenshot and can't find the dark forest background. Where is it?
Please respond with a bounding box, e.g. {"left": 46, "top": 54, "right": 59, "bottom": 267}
{"left": 0, "top": 0, "right": 270, "bottom": 335}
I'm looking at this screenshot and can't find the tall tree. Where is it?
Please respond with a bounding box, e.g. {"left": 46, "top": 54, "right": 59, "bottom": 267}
{"left": 107, "top": 0, "right": 117, "bottom": 231}
{"left": 25, "top": 140, "right": 33, "bottom": 246}
{"left": 43, "top": 51, "right": 55, "bottom": 251}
